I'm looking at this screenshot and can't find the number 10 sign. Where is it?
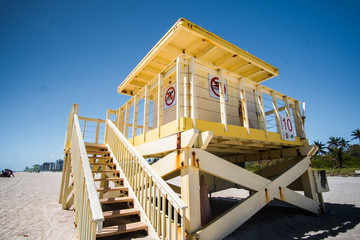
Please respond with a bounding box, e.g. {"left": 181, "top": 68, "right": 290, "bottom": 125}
{"left": 280, "top": 115, "right": 295, "bottom": 141}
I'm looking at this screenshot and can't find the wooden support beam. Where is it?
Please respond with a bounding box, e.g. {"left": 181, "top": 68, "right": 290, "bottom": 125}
{"left": 181, "top": 157, "right": 201, "bottom": 233}
{"left": 229, "top": 61, "right": 249, "bottom": 73}
{"left": 195, "top": 131, "right": 213, "bottom": 149}
{"left": 239, "top": 77, "right": 250, "bottom": 134}
{"left": 191, "top": 152, "right": 319, "bottom": 240}
{"left": 185, "top": 38, "right": 204, "bottom": 55}
{"left": 151, "top": 151, "right": 179, "bottom": 178}
{"left": 265, "top": 106, "right": 286, "bottom": 116}
{"left": 59, "top": 152, "right": 70, "bottom": 204}
{"left": 271, "top": 90, "right": 282, "bottom": 134}
{"left": 215, "top": 53, "right": 234, "bottom": 67}
{"left": 196, "top": 45, "right": 216, "bottom": 59}
{"left": 61, "top": 153, "right": 72, "bottom": 209}
{"left": 218, "top": 69, "right": 228, "bottom": 132}
{"left": 135, "top": 129, "right": 199, "bottom": 156}
{"left": 143, "top": 85, "right": 149, "bottom": 141}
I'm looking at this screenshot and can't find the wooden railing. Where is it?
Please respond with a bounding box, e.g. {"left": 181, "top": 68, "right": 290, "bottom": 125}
{"left": 70, "top": 114, "right": 104, "bottom": 239}
{"left": 105, "top": 119, "right": 188, "bottom": 240}
{"left": 115, "top": 54, "right": 306, "bottom": 143}
{"left": 78, "top": 116, "right": 106, "bottom": 144}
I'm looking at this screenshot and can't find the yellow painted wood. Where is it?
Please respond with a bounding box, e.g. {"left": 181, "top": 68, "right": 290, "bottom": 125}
{"left": 118, "top": 18, "right": 278, "bottom": 96}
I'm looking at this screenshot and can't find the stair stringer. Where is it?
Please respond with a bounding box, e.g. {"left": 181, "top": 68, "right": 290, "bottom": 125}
{"left": 106, "top": 144, "right": 159, "bottom": 240}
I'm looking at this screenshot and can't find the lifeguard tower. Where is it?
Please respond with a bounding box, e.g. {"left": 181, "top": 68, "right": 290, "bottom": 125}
{"left": 59, "top": 18, "right": 329, "bottom": 240}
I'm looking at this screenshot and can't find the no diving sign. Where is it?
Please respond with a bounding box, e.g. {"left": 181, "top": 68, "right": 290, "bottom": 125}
{"left": 209, "top": 73, "right": 228, "bottom": 101}
{"left": 164, "top": 83, "right": 176, "bottom": 110}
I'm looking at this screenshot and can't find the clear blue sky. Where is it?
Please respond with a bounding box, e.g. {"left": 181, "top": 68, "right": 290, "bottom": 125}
{"left": 1, "top": 0, "right": 359, "bottom": 171}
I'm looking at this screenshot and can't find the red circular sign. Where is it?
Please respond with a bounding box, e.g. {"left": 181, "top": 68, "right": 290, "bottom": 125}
{"left": 165, "top": 86, "right": 175, "bottom": 106}
{"left": 210, "top": 77, "right": 226, "bottom": 97}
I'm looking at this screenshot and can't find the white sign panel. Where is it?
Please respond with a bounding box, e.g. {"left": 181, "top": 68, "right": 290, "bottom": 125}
{"left": 208, "top": 73, "right": 228, "bottom": 101}
{"left": 164, "top": 83, "right": 176, "bottom": 110}
{"left": 280, "top": 115, "right": 295, "bottom": 141}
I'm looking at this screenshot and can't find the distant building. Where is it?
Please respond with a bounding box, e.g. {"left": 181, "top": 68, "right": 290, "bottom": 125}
{"left": 50, "top": 162, "right": 55, "bottom": 171}
{"left": 55, "top": 159, "right": 64, "bottom": 171}
{"left": 42, "top": 162, "right": 51, "bottom": 171}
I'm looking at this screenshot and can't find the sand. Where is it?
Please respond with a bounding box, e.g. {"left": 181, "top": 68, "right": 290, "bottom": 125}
{"left": 0, "top": 173, "right": 359, "bottom": 240}
{"left": 0, "top": 172, "right": 76, "bottom": 240}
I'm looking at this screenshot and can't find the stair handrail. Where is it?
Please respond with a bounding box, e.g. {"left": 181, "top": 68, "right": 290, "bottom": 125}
{"left": 106, "top": 119, "right": 187, "bottom": 210}
{"left": 71, "top": 114, "right": 104, "bottom": 235}
{"left": 105, "top": 119, "right": 188, "bottom": 239}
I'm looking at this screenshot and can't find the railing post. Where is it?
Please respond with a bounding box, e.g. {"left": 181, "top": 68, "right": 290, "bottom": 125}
{"left": 218, "top": 68, "right": 228, "bottom": 132}
{"left": 176, "top": 56, "right": 184, "bottom": 131}
{"left": 143, "top": 85, "right": 150, "bottom": 141}
{"left": 255, "top": 84, "right": 268, "bottom": 136}
{"left": 183, "top": 59, "right": 190, "bottom": 118}
{"left": 271, "top": 90, "right": 282, "bottom": 134}
{"left": 132, "top": 95, "right": 139, "bottom": 143}
{"left": 116, "top": 107, "right": 125, "bottom": 133}
{"left": 95, "top": 119, "right": 100, "bottom": 144}
{"left": 190, "top": 57, "right": 197, "bottom": 128}
{"left": 60, "top": 103, "right": 78, "bottom": 204}
{"left": 64, "top": 103, "right": 79, "bottom": 151}
{"left": 283, "top": 96, "right": 291, "bottom": 117}
{"left": 157, "top": 74, "right": 163, "bottom": 137}
{"left": 239, "top": 77, "right": 250, "bottom": 134}
{"left": 124, "top": 102, "right": 130, "bottom": 138}
{"left": 82, "top": 120, "right": 86, "bottom": 139}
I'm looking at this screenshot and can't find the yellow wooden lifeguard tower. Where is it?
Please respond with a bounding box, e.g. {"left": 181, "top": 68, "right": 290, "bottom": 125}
{"left": 59, "top": 18, "right": 329, "bottom": 240}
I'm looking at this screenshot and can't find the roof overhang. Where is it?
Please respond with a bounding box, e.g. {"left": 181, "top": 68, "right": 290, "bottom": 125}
{"left": 118, "top": 18, "right": 279, "bottom": 96}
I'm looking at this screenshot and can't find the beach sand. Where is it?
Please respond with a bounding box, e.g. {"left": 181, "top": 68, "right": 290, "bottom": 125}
{"left": 0, "top": 172, "right": 76, "bottom": 240}
{"left": 0, "top": 173, "right": 359, "bottom": 239}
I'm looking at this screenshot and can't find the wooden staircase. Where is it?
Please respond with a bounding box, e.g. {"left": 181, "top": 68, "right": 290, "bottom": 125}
{"left": 85, "top": 143, "right": 148, "bottom": 239}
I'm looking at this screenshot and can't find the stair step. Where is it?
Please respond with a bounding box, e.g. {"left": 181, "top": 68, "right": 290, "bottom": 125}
{"left": 94, "top": 177, "right": 123, "bottom": 182}
{"left": 91, "top": 162, "right": 116, "bottom": 166}
{"left": 89, "top": 156, "right": 112, "bottom": 160}
{"left": 92, "top": 170, "right": 118, "bottom": 174}
{"left": 103, "top": 208, "right": 140, "bottom": 218}
{"left": 96, "top": 222, "right": 147, "bottom": 238}
{"left": 96, "top": 187, "right": 128, "bottom": 192}
{"left": 99, "top": 196, "right": 134, "bottom": 204}
{"left": 85, "top": 143, "right": 107, "bottom": 149}
{"left": 87, "top": 151, "right": 110, "bottom": 155}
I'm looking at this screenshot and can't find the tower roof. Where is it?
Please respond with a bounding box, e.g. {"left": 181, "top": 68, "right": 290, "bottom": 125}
{"left": 118, "top": 18, "right": 278, "bottom": 96}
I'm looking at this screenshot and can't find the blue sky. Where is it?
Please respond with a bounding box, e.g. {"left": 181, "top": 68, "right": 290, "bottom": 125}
{"left": 1, "top": 0, "right": 359, "bottom": 171}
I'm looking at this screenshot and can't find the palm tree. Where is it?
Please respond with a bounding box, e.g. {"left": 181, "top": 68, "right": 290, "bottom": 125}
{"left": 327, "top": 136, "right": 341, "bottom": 148}
{"left": 327, "top": 137, "right": 349, "bottom": 168}
{"left": 351, "top": 128, "right": 360, "bottom": 143}
{"left": 313, "top": 141, "right": 326, "bottom": 155}
{"left": 339, "top": 138, "right": 350, "bottom": 149}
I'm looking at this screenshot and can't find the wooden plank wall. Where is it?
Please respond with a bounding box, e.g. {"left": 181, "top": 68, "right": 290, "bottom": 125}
{"left": 194, "top": 66, "right": 259, "bottom": 129}
{"left": 114, "top": 55, "right": 304, "bottom": 141}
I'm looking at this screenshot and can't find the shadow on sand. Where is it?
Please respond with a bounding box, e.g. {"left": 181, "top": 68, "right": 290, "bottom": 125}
{"left": 207, "top": 197, "right": 360, "bottom": 240}
{"left": 98, "top": 197, "right": 360, "bottom": 240}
